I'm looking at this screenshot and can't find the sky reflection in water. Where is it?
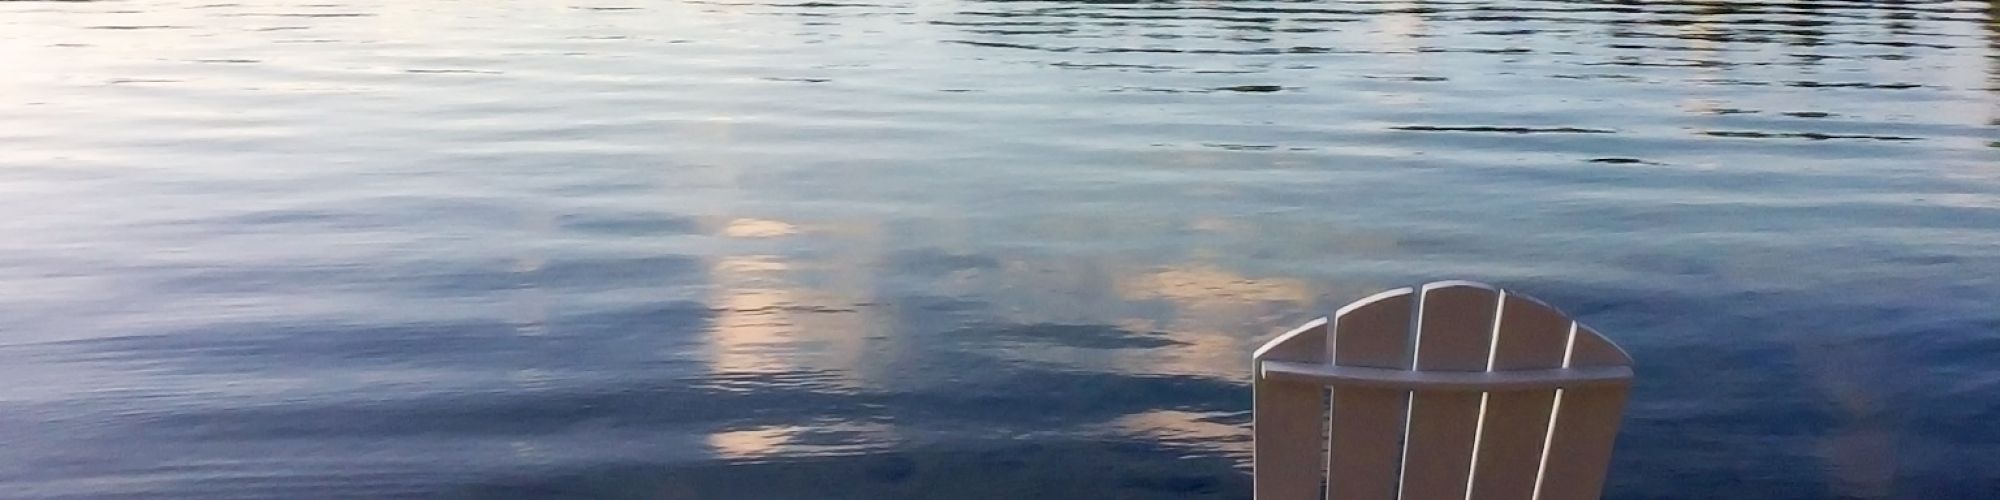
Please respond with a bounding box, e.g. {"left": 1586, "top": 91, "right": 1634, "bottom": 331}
{"left": 0, "top": 0, "right": 1996, "bottom": 498}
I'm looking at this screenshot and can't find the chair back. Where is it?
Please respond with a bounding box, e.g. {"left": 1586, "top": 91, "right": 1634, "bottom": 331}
{"left": 1252, "top": 281, "right": 1633, "bottom": 500}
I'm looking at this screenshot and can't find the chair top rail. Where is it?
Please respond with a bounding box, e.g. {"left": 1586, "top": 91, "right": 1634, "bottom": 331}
{"left": 1259, "top": 361, "right": 1632, "bottom": 392}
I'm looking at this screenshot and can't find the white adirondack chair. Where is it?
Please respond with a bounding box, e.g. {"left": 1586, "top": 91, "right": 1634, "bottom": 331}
{"left": 1251, "top": 281, "right": 1633, "bottom": 500}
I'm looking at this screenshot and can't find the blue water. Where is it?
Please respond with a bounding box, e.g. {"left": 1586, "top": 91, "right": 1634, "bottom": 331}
{"left": 0, "top": 0, "right": 1996, "bottom": 498}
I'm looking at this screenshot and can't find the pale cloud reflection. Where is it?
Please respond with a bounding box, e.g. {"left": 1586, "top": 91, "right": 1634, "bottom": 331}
{"left": 723, "top": 218, "right": 799, "bottom": 238}
{"left": 1113, "top": 264, "right": 1316, "bottom": 379}
{"left": 704, "top": 216, "right": 877, "bottom": 391}
{"left": 1683, "top": 0, "right": 1728, "bottom": 54}
{"left": 707, "top": 422, "right": 899, "bottom": 461}
{"left": 713, "top": 254, "right": 791, "bottom": 274}
{"left": 1369, "top": 1, "right": 1428, "bottom": 54}
{"left": 1109, "top": 410, "right": 1252, "bottom": 467}
{"left": 705, "top": 253, "right": 871, "bottom": 382}
{"left": 1117, "top": 265, "right": 1314, "bottom": 307}
{"left": 707, "top": 426, "right": 792, "bottom": 460}
{"left": 710, "top": 287, "right": 799, "bottom": 376}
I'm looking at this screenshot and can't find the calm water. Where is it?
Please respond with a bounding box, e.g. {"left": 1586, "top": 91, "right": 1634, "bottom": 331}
{"left": 1, "top": 0, "right": 1996, "bottom": 498}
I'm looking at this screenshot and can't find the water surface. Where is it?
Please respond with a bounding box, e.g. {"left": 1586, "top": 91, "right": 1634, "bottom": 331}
{"left": 1, "top": 0, "right": 1997, "bottom": 498}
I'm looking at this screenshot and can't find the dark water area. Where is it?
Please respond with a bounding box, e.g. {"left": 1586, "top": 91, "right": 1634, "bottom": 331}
{"left": 1, "top": 0, "right": 1997, "bottom": 498}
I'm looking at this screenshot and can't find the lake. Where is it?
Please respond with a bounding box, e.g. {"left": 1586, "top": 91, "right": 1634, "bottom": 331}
{"left": 0, "top": 0, "right": 1996, "bottom": 498}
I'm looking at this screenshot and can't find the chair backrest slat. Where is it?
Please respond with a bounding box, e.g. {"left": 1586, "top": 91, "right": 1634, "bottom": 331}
{"left": 1254, "top": 319, "right": 1331, "bottom": 500}
{"left": 1469, "top": 293, "right": 1577, "bottom": 500}
{"left": 1399, "top": 283, "right": 1501, "bottom": 500}
{"left": 1533, "top": 326, "right": 1632, "bottom": 500}
{"left": 1253, "top": 281, "right": 1632, "bottom": 500}
{"left": 1326, "top": 289, "right": 1414, "bottom": 500}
